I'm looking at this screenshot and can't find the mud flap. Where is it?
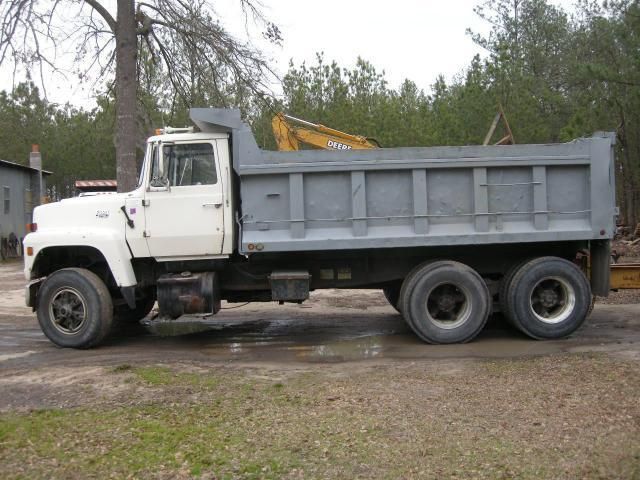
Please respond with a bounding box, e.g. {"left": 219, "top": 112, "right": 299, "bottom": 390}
{"left": 590, "top": 239, "right": 611, "bottom": 297}
{"left": 25, "top": 278, "right": 44, "bottom": 309}
{"left": 120, "top": 285, "right": 137, "bottom": 309}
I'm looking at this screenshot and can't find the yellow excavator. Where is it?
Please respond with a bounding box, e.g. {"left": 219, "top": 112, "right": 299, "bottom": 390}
{"left": 272, "top": 112, "right": 380, "bottom": 151}
{"left": 272, "top": 106, "right": 515, "bottom": 152}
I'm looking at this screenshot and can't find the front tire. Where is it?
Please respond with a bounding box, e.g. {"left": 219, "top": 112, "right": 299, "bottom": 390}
{"left": 37, "top": 268, "right": 113, "bottom": 348}
{"left": 504, "top": 257, "right": 591, "bottom": 339}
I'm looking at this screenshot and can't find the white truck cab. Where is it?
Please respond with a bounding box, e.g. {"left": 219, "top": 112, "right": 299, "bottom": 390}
{"left": 125, "top": 130, "right": 234, "bottom": 261}
{"left": 25, "top": 129, "right": 234, "bottom": 283}
{"left": 23, "top": 126, "right": 236, "bottom": 348}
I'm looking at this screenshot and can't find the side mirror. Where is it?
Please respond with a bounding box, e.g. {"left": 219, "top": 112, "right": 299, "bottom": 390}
{"left": 150, "top": 176, "right": 170, "bottom": 190}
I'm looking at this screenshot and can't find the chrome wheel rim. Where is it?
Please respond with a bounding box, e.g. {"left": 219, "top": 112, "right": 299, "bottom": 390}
{"left": 49, "top": 287, "right": 87, "bottom": 335}
{"left": 424, "top": 282, "right": 472, "bottom": 329}
{"left": 530, "top": 276, "right": 576, "bottom": 324}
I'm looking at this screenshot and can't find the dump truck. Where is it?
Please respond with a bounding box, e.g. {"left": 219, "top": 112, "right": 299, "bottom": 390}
{"left": 23, "top": 108, "right": 617, "bottom": 348}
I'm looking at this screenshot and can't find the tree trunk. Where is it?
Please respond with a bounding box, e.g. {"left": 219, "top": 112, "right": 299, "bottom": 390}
{"left": 115, "top": 0, "right": 138, "bottom": 192}
{"left": 621, "top": 147, "right": 634, "bottom": 227}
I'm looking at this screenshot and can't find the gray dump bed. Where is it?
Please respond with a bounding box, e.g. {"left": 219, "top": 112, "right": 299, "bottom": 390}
{"left": 191, "top": 108, "right": 616, "bottom": 254}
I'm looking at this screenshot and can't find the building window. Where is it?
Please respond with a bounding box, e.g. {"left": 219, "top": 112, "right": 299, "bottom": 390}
{"left": 3, "top": 186, "right": 9, "bottom": 214}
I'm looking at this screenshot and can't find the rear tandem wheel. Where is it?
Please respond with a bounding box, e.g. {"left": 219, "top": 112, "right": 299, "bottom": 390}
{"left": 502, "top": 256, "right": 591, "bottom": 339}
{"left": 400, "top": 260, "right": 491, "bottom": 344}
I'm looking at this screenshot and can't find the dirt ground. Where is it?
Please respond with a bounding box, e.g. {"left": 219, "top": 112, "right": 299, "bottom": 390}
{"left": 1, "top": 259, "right": 639, "bottom": 478}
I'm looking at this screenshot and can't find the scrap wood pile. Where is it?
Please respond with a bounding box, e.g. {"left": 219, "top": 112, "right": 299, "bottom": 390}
{"left": 605, "top": 223, "right": 640, "bottom": 304}
{"left": 613, "top": 222, "right": 640, "bottom": 263}
{"left": 615, "top": 222, "right": 640, "bottom": 243}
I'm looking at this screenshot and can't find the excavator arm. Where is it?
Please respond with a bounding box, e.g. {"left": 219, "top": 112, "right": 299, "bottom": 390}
{"left": 272, "top": 113, "right": 380, "bottom": 151}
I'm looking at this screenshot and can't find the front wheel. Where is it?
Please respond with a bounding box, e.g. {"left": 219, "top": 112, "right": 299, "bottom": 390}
{"left": 503, "top": 257, "right": 591, "bottom": 339}
{"left": 37, "top": 268, "right": 113, "bottom": 348}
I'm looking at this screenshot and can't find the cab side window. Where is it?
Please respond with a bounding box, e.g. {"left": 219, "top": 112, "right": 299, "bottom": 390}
{"left": 149, "top": 143, "right": 161, "bottom": 186}
{"left": 162, "top": 143, "right": 217, "bottom": 186}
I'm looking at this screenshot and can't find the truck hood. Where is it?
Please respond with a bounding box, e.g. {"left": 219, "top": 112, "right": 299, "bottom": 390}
{"left": 23, "top": 191, "right": 143, "bottom": 286}
{"left": 33, "top": 192, "right": 137, "bottom": 232}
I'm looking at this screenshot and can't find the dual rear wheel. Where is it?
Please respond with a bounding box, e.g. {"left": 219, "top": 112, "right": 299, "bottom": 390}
{"left": 399, "top": 256, "right": 591, "bottom": 344}
{"left": 500, "top": 257, "right": 592, "bottom": 339}
{"left": 400, "top": 261, "right": 490, "bottom": 344}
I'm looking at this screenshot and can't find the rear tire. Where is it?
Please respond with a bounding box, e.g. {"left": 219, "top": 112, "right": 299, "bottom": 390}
{"left": 37, "top": 268, "right": 113, "bottom": 348}
{"left": 499, "top": 258, "right": 531, "bottom": 325}
{"left": 405, "top": 261, "right": 491, "bottom": 344}
{"left": 504, "top": 257, "right": 591, "bottom": 339}
{"left": 399, "top": 261, "right": 440, "bottom": 328}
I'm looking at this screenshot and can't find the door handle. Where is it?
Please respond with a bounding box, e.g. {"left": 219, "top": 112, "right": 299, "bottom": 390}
{"left": 202, "top": 202, "right": 222, "bottom": 208}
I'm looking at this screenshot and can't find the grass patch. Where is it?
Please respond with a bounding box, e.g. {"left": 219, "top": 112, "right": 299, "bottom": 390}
{"left": 130, "top": 366, "right": 220, "bottom": 390}
{"left": 2, "top": 356, "right": 640, "bottom": 479}
{"left": 0, "top": 406, "right": 296, "bottom": 479}
{"left": 132, "top": 366, "right": 176, "bottom": 385}
{"left": 112, "top": 364, "right": 132, "bottom": 373}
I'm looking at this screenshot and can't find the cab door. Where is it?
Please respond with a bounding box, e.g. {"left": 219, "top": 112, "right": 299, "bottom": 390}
{"left": 143, "top": 141, "right": 225, "bottom": 258}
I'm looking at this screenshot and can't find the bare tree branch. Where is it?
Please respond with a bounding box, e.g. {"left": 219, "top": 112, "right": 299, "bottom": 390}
{"left": 1, "top": 0, "right": 280, "bottom": 190}
{"left": 82, "top": 0, "right": 116, "bottom": 33}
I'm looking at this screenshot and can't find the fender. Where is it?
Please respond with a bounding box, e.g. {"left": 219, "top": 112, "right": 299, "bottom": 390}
{"left": 24, "top": 228, "right": 137, "bottom": 287}
{"left": 23, "top": 190, "right": 144, "bottom": 289}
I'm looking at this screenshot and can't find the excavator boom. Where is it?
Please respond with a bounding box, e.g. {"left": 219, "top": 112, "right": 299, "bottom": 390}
{"left": 272, "top": 113, "right": 379, "bottom": 151}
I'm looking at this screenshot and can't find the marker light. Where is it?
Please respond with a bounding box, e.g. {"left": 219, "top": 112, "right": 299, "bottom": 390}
{"left": 26, "top": 223, "right": 37, "bottom": 233}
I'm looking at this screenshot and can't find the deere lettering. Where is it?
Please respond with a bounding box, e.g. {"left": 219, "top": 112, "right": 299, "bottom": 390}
{"left": 327, "top": 140, "right": 352, "bottom": 150}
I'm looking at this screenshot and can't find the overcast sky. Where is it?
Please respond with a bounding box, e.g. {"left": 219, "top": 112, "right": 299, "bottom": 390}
{"left": 0, "top": 0, "right": 579, "bottom": 109}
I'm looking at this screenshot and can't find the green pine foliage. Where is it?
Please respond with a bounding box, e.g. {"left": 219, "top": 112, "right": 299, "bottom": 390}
{"left": 0, "top": 83, "right": 116, "bottom": 200}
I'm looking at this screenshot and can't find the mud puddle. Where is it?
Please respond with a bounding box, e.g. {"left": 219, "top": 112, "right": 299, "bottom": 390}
{"left": 129, "top": 305, "right": 640, "bottom": 365}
